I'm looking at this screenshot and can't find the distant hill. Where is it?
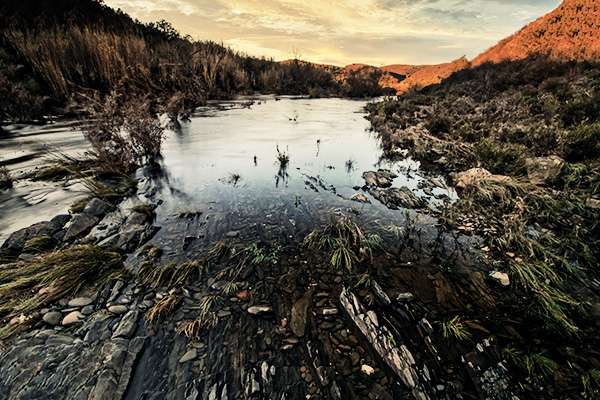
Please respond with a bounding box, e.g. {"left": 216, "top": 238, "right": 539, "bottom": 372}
{"left": 473, "top": 0, "right": 600, "bottom": 65}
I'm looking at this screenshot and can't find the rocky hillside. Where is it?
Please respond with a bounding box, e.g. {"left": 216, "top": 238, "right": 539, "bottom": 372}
{"left": 473, "top": 0, "right": 600, "bottom": 64}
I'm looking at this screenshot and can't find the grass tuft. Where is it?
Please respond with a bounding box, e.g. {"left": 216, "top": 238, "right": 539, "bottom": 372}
{"left": 145, "top": 294, "right": 182, "bottom": 326}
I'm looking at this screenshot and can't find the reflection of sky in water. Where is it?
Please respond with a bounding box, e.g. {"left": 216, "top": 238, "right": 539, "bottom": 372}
{"left": 141, "top": 96, "right": 459, "bottom": 261}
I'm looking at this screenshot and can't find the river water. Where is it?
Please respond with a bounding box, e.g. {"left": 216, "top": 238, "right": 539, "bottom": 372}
{"left": 1, "top": 96, "right": 456, "bottom": 253}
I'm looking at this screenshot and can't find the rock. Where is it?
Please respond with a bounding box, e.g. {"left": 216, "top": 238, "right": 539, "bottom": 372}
{"left": 64, "top": 214, "right": 100, "bottom": 241}
{"left": 526, "top": 156, "right": 563, "bottom": 185}
{"left": 112, "top": 310, "right": 139, "bottom": 338}
{"left": 43, "top": 311, "right": 62, "bottom": 326}
{"left": 291, "top": 293, "right": 311, "bottom": 337}
{"left": 362, "top": 170, "right": 397, "bottom": 188}
{"left": 179, "top": 349, "right": 197, "bottom": 363}
{"left": 248, "top": 306, "right": 272, "bottom": 315}
{"left": 68, "top": 297, "right": 93, "bottom": 307}
{"left": 321, "top": 308, "right": 338, "bottom": 315}
{"left": 350, "top": 193, "right": 371, "bottom": 204}
{"left": 2, "top": 219, "right": 66, "bottom": 251}
{"left": 396, "top": 292, "right": 415, "bottom": 302}
{"left": 83, "top": 198, "right": 111, "bottom": 218}
{"left": 361, "top": 365, "right": 375, "bottom": 375}
{"left": 455, "top": 168, "right": 492, "bottom": 190}
{"left": 368, "top": 186, "right": 426, "bottom": 210}
{"left": 62, "top": 311, "right": 84, "bottom": 325}
{"left": 225, "top": 231, "right": 240, "bottom": 238}
{"left": 108, "top": 305, "right": 128, "bottom": 314}
{"left": 488, "top": 271, "right": 510, "bottom": 287}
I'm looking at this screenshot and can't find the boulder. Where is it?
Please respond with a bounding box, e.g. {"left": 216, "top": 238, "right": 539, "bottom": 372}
{"left": 83, "top": 198, "right": 112, "bottom": 218}
{"left": 2, "top": 218, "right": 67, "bottom": 251}
{"left": 455, "top": 168, "right": 492, "bottom": 191}
{"left": 64, "top": 214, "right": 100, "bottom": 241}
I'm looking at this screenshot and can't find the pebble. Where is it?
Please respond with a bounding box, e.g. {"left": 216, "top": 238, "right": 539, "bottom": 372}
{"left": 321, "top": 308, "right": 338, "bottom": 315}
{"left": 43, "top": 311, "right": 62, "bottom": 326}
{"left": 62, "top": 311, "right": 84, "bottom": 326}
{"left": 68, "top": 297, "right": 93, "bottom": 307}
{"left": 108, "top": 305, "right": 129, "bottom": 314}
{"left": 248, "top": 306, "right": 272, "bottom": 315}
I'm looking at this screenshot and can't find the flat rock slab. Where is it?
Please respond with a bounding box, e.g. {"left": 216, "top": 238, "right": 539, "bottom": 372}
{"left": 179, "top": 349, "right": 197, "bottom": 363}
{"left": 68, "top": 297, "right": 93, "bottom": 307}
{"left": 108, "top": 305, "right": 129, "bottom": 314}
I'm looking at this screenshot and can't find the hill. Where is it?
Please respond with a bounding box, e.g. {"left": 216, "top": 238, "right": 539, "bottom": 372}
{"left": 473, "top": 0, "right": 600, "bottom": 65}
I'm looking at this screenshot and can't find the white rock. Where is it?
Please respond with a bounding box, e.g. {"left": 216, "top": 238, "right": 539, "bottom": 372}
{"left": 248, "top": 306, "right": 272, "bottom": 315}
{"left": 361, "top": 365, "right": 375, "bottom": 375}
{"left": 489, "top": 271, "right": 510, "bottom": 287}
{"left": 62, "top": 311, "right": 84, "bottom": 326}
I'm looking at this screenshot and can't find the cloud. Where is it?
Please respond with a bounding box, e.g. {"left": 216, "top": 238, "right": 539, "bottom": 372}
{"left": 103, "top": 0, "right": 563, "bottom": 65}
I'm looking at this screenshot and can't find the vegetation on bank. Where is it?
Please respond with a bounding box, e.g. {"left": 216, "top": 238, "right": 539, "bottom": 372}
{"left": 0, "top": 0, "right": 388, "bottom": 124}
{"left": 367, "top": 56, "right": 600, "bottom": 396}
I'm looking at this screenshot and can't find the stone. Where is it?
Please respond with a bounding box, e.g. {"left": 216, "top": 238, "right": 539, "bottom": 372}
{"left": 488, "top": 271, "right": 510, "bottom": 287}
{"left": 350, "top": 193, "right": 371, "bottom": 204}
{"left": 179, "top": 349, "right": 197, "bottom": 363}
{"left": 455, "top": 168, "right": 492, "bottom": 190}
{"left": 68, "top": 297, "right": 93, "bottom": 307}
{"left": 362, "top": 170, "right": 397, "bottom": 188}
{"left": 64, "top": 214, "right": 100, "bottom": 241}
{"left": 83, "top": 198, "right": 111, "bottom": 218}
{"left": 368, "top": 186, "right": 426, "bottom": 210}
{"left": 321, "top": 308, "right": 338, "bottom": 315}
{"left": 112, "top": 310, "right": 139, "bottom": 338}
{"left": 2, "top": 219, "right": 65, "bottom": 251}
{"left": 225, "top": 231, "right": 240, "bottom": 237}
{"left": 291, "top": 293, "right": 311, "bottom": 337}
{"left": 62, "top": 311, "right": 84, "bottom": 326}
{"left": 396, "top": 292, "right": 415, "bottom": 302}
{"left": 526, "top": 156, "right": 564, "bottom": 185}
{"left": 108, "top": 305, "right": 129, "bottom": 314}
{"left": 43, "top": 311, "right": 62, "bottom": 326}
{"left": 248, "top": 306, "right": 272, "bottom": 315}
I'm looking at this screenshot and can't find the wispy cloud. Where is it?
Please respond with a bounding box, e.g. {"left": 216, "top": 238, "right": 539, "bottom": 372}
{"left": 104, "top": 0, "right": 562, "bottom": 65}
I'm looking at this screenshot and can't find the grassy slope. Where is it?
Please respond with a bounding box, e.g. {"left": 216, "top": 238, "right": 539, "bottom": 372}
{"left": 368, "top": 57, "right": 600, "bottom": 397}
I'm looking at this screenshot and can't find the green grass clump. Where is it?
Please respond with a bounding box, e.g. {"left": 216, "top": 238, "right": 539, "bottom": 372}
{"left": 440, "top": 316, "right": 471, "bottom": 342}
{"left": 502, "top": 347, "right": 558, "bottom": 383}
{"left": 138, "top": 259, "right": 207, "bottom": 288}
{"left": 0, "top": 244, "right": 127, "bottom": 338}
{"left": 22, "top": 236, "right": 56, "bottom": 254}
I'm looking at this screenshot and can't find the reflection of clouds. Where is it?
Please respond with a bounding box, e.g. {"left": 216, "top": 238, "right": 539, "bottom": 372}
{"left": 103, "top": 0, "right": 561, "bottom": 65}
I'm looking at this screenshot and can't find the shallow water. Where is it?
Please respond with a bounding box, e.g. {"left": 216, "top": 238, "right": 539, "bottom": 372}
{"left": 0, "top": 96, "right": 458, "bottom": 251}
{"left": 137, "top": 96, "right": 458, "bottom": 262}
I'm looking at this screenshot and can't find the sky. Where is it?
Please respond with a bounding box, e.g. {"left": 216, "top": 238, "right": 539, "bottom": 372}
{"left": 103, "top": 0, "right": 563, "bottom": 66}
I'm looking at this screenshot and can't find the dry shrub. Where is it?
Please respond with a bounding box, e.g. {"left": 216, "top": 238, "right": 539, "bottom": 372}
{"left": 124, "top": 97, "right": 165, "bottom": 157}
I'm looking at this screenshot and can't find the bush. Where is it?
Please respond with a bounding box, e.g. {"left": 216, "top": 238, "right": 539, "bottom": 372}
{"left": 124, "top": 98, "right": 165, "bottom": 158}
{"left": 473, "top": 139, "right": 528, "bottom": 176}
{"left": 562, "top": 123, "right": 600, "bottom": 161}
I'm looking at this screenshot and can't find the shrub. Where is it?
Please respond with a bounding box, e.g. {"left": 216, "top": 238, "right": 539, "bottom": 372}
{"left": 124, "top": 98, "right": 165, "bottom": 158}
{"left": 562, "top": 123, "right": 600, "bottom": 161}
{"left": 473, "top": 139, "right": 528, "bottom": 176}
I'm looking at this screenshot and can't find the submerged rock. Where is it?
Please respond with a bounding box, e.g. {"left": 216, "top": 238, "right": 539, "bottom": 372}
{"left": 362, "top": 169, "right": 397, "bottom": 188}
{"left": 368, "top": 186, "right": 426, "bottom": 210}
{"left": 350, "top": 193, "right": 371, "bottom": 204}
